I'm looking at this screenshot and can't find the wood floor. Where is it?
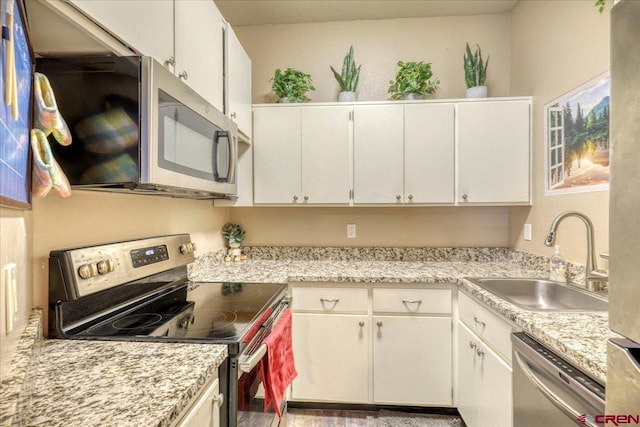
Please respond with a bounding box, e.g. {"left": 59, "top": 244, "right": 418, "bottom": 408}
{"left": 285, "top": 408, "right": 465, "bottom": 427}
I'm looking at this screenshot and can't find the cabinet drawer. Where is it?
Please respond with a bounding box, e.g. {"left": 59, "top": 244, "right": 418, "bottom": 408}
{"left": 373, "top": 288, "right": 451, "bottom": 314}
{"left": 459, "top": 292, "right": 514, "bottom": 363}
{"left": 292, "top": 287, "right": 368, "bottom": 313}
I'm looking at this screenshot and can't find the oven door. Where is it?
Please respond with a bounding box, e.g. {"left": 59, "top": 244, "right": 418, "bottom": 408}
{"left": 141, "top": 57, "right": 237, "bottom": 195}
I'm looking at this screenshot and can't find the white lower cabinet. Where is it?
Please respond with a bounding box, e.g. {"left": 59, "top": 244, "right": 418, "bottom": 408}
{"left": 291, "top": 313, "right": 369, "bottom": 403}
{"left": 290, "top": 284, "right": 453, "bottom": 407}
{"left": 173, "top": 373, "right": 223, "bottom": 427}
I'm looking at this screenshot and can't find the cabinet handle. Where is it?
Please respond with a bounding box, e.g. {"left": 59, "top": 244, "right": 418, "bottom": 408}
{"left": 462, "top": 193, "right": 469, "bottom": 201}
{"left": 402, "top": 299, "right": 422, "bottom": 305}
{"left": 164, "top": 56, "right": 175, "bottom": 67}
{"left": 358, "top": 321, "right": 365, "bottom": 327}
{"left": 179, "top": 71, "right": 188, "bottom": 80}
{"left": 376, "top": 321, "right": 383, "bottom": 327}
{"left": 303, "top": 195, "right": 309, "bottom": 201}
{"left": 293, "top": 195, "right": 299, "bottom": 202}
{"left": 469, "top": 341, "right": 477, "bottom": 349}
{"left": 408, "top": 194, "right": 414, "bottom": 201}
{"left": 476, "top": 348, "right": 485, "bottom": 357}
{"left": 211, "top": 393, "right": 224, "bottom": 407}
{"left": 320, "top": 298, "right": 339, "bottom": 304}
{"left": 395, "top": 195, "right": 401, "bottom": 201}
{"left": 231, "top": 112, "right": 237, "bottom": 119}
{"left": 474, "top": 316, "right": 486, "bottom": 327}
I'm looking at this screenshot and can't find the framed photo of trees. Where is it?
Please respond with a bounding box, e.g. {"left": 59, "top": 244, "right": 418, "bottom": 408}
{"left": 544, "top": 71, "right": 610, "bottom": 195}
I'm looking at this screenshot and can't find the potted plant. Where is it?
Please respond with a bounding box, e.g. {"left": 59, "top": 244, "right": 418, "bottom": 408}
{"left": 463, "top": 42, "right": 490, "bottom": 98}
{"left": 222, "top": 223, "right": 246, "bottom": 248}
{"left": 388, "top": 61, "right": 440, "bottom": 100}
{"left": 270, "top": 68, "right": 315, "bottom": 103}
{"left": 330, "top": 46, "right": 361, "bottom": 102}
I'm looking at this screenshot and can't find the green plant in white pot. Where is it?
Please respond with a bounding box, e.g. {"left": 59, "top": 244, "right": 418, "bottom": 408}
{"left": 222, "top": 223, "right": 246, "bottom": 248}
{"left": 331, "top": 46, "right": 361, "bottom": 102}
{"left": 463, "top": 42, "right": 490, "bottom": 98}
{"left": 270, "top": 68, "right": 315, "bottom": 103}
{"left": 388, "top": 61, "right": 440, "bottom": 100}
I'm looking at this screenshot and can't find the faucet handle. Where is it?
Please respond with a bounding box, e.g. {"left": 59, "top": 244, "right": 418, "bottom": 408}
{"left": 599, "top": 252, "right": 609, "bottom": 259}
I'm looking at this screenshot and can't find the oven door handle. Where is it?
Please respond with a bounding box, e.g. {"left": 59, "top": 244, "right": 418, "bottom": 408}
{"left": 238, "top": 343, "right": 268, "bottom": 373}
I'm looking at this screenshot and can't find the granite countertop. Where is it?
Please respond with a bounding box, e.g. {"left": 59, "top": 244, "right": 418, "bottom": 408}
{"left": 1, "top": 310, "right": 227, "bottom": 427}
{"left": 189, "top": 247, "right": 615, "bottom": 385}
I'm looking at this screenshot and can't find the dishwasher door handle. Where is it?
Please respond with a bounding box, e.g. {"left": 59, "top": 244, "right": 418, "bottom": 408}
{"left": 514, "top": 351, "right": 599, "bottom": 427}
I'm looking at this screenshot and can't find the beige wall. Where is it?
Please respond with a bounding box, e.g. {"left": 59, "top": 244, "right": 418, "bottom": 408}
{"left": 236, "top": 14, "right": 512, "bottom": 103}
{"left": 508, "top": 1, "right": 611, "bottom": 265}
{"left": 232, "top": 207, "right": 509, "bottom": 247}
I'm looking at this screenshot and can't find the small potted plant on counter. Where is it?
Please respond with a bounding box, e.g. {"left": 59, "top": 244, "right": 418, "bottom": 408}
{"left": 463, "top": 42, "right": 490, "bottom": 98}
{"left": 222, "top": 223, "right": 246, "bottom": 262}
{"left": 331, "top": 45, "right": 361, "bottom": 102}
{"left": 388, "top": 60, "right": 440, "bottom": 100}
{"left": 270, "top": 68, "right": 315, "bottom": 103}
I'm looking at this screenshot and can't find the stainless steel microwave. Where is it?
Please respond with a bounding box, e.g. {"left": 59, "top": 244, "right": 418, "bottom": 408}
{"left": 36, "top": 56, "right": 237, "bottom": 198}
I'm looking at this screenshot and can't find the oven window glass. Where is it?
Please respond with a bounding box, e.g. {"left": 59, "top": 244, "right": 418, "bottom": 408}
{"left": 158, "top": 90, "right": 223, "bottom": 181}
{"left": 237, "top": 365, "right": 280, "bottom": 427}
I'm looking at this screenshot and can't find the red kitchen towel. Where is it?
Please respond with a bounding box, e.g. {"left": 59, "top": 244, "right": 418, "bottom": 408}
{"left": 261, "top": 308, "right": 297, "bottom": 419}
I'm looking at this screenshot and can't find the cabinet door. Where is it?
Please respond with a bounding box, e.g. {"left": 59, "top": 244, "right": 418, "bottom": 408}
{"left": 253, "top": 108, "right": 302, "bottom": 203}
{"left": 291, "top": 313, "right": 369, "bottom": 403}
{"left": 301, "top": 107, "right": 352, "bottom": 204}
{"left": 176, "top": 377, "right": 222, "bottom": 427}
{"left": 70, "top": 0, "right": 174, "bottom": 64}
{"left": 373, "top": 315, "right": 452, "bottom": 406}
{"left": 457, "top": 100, "right": 530, "bottom": 204}
{"left": 404, "top": 103, "right": 455, "bottom": 204}
{"left": 457, "top": 322, "right": 480, "bottom": 427}
{"left": 175, "top": 0, "right": 225, "bottom": 111}
{"left": 227, "top": 25, "right": 252, "bottom": 139}
{"left": 353, "top": 105, "right": 404, "bottom": 204}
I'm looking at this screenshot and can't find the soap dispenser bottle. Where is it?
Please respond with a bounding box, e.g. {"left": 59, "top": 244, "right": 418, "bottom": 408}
{"left": 549, "top": 245, "right": 567, "bottom": 283}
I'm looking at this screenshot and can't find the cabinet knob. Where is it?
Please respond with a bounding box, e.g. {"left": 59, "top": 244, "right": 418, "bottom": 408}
{"left": 408, "top": 194, "right": 414, "bottom": 201}
{"left": 395, "top": 195, "right": 401, "bottom": 201}
{"left": 469, "top": 341, "right": 477, "bottom": 349}
{"left": 358, "top": 321, "right": 365, "bottom": 327}
{"left": 476, "top": 348, "right": 485, "bottom": 357}
{"left": 231, "top": 112, "right": 237, "bottom": 119}
{"left": 462, "top": 194, "right": 468, "bottom": 201}
{"left": 211, "top": 393, "right": 224, "bottom": 406}
{"left": 164, "top": 56, "right": 175, "bottom": 67}
{"left": 293, "top": 195, "right": 298, "bottom": 202}
{"left": 376, "top": 321, "right": 383, "bottom": 327}
{"left": 179, "top": 71, "right": 188, "bottom": 80}
{"left": 303, "top": 195, "right": 309, "bottom": 201}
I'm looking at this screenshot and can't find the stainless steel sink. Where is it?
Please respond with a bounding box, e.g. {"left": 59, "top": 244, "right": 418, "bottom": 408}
{"left": 466, "top": 277, "right": 608, "bottom": 312}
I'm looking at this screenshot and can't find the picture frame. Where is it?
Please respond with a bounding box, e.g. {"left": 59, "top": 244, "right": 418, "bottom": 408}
{"left": 1, "top": 0, "right": 34, "bottom": 209}
{"left": 544, "top": 71, "right": 610, "bottom": 196}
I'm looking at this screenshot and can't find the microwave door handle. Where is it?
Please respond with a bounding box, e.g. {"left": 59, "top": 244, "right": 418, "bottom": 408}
{"left": 228, "top": 134, "right": 237, "bottom": 184}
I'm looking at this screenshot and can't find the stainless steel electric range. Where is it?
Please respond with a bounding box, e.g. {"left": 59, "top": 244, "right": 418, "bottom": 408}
{"left": 48, "top": 234, "right": 288, "bottom": 427}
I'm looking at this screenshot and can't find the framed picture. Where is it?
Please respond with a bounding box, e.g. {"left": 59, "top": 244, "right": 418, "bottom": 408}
{"left": 544, "top": 71, "right": 610, "bottom": 196}
{"left": 1, "top": 0, "right": 34, "bottom": 209}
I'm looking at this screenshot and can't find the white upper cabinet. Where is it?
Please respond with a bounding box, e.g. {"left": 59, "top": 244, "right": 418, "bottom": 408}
{"left": 457, "top": 100, "right": 531, "bottom": 204}
{"left": 301, "top": 107, "right": 352, "bottom": 204}
{"left": 253, "top": 107, "right": 302, "bottom": 204}
{"left": 175, "top": 0, "right": 225, "bottom": 112}
{"left": 353, "top": 104, "right": 404, "bottom": 204}
{"left": 69, "top": 0, "right": 174, "bottom": 64}
{"left": 404, "top": 103, "right": 455, "bottom": 204}
{"left": 226, "top": 25, "right": 252, "bottom": 140}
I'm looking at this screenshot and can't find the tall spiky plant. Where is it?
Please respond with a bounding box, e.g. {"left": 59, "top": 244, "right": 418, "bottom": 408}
{"left": 331, "top": 46, "right": 361, "bottom": 92}
{"left": 464, "top": 43, "right": 490, "bottom": 88}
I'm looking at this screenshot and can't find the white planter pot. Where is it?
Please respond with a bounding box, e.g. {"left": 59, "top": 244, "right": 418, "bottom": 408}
{"left": 465, "top": 86, "right": 488, "bottom": 98}
{"left": 401, "top": 93, "right": 426, "bottom": 101}
{"left": 338, "top": 91, "right": 357, "bottom": 102}
{"left": 279, "top": 97, "right": 292, "bottom": 103}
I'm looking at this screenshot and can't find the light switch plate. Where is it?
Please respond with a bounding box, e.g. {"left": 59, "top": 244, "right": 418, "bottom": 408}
{"left": 347, "top": 224, "right": 356, "bottom": 239}
{"left": 524, "top": 224, "right": 532, "bottom": 241}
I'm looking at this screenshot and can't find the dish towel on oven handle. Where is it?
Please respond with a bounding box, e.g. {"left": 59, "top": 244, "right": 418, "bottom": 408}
{"left": 260, "top": 308, "right": 297, "bottom": 419}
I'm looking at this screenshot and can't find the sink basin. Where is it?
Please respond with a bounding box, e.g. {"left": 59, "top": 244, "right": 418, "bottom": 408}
{"left": 466, "top": 277, "right": 608, "bottom": 312}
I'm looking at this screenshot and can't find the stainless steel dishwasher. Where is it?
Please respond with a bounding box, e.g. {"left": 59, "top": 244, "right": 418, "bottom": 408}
{"left": 512, "top": 333, "right": 605, "bottom": 427}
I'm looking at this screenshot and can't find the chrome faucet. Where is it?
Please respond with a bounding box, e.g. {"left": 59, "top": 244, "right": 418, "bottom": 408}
{"left": 544, "top": 211, "right": 608, "bottom": 291}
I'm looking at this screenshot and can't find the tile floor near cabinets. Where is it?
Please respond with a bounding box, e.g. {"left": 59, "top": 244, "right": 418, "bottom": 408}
{"left": 286, "top": 409, "right": 465, "bottom": 427}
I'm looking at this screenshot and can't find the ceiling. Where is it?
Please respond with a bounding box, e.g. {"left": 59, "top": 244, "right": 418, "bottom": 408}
{"left": 215, "top": 0, "right": 520, "bottom": 27}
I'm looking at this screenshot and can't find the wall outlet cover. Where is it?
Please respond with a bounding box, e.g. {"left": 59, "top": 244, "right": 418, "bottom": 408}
{"left": 347, "top": 224, "right": 356, "bottom": 238}
{"left": 524, "top": 224, "right": 532, "bottom": 241}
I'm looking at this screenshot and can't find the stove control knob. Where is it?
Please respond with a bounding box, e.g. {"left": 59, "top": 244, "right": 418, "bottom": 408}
{"left": 78, "top": 264, "right": 94, "bottom": 279}
{"left": 179, "top": 244, "right": 190, "bottom": 254}
{"left": 190, "top": 242, "right": 197, "bottom": 251}
{"left": 97, "top": 259, "right": 114, "bottom": 275}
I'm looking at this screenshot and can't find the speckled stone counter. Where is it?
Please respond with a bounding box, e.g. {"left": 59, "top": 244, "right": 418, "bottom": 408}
{"left": 189, "top": 247, "right": 614, "bottom": 385}
{"left": 1, "top": 310, "right": 227, "bottom": 427}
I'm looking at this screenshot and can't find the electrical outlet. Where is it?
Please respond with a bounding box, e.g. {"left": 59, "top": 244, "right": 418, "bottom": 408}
{"left": 347, "top": 224, "right": 357, "bottom": 239}
{"left": 3, "top": 263, "right": 17, "bottom": 334}
{"left": 524, "top": 224, "right": 532, "bottom": 241}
